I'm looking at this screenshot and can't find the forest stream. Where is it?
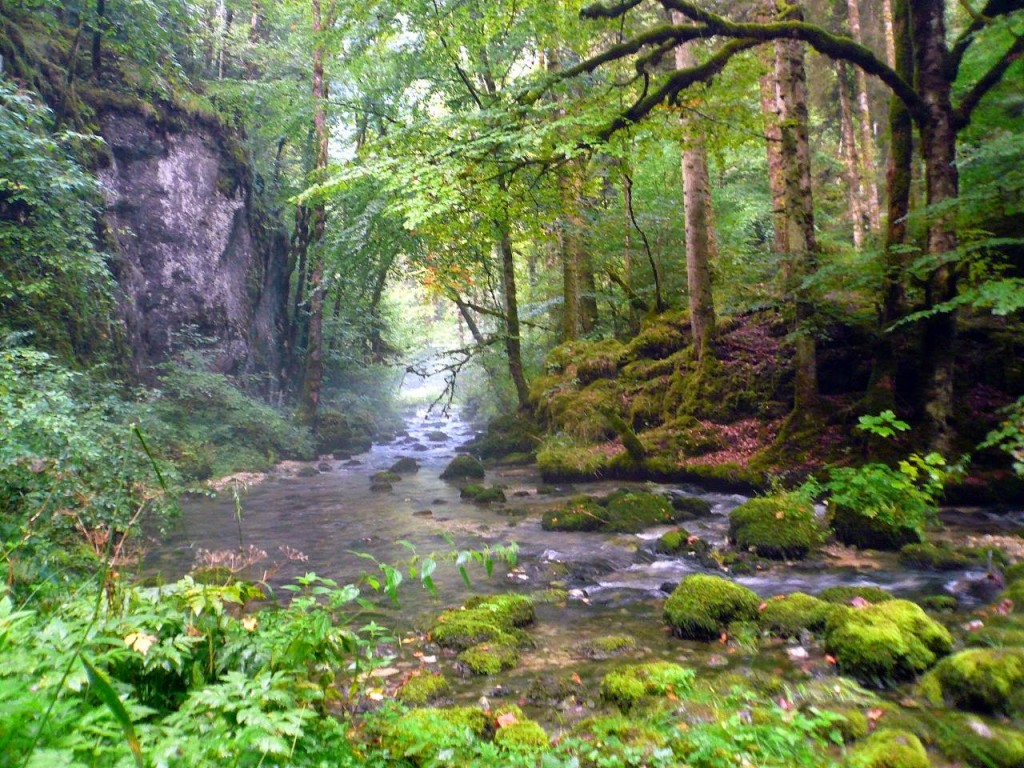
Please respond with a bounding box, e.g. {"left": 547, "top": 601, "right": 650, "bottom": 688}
{"left": 146, "top": 410, "right": 1024, "bottom": 722}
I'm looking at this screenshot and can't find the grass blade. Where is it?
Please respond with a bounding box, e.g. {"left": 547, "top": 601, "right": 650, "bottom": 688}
{"left": 81, "top": 656, "right": 143, "bottom": 768}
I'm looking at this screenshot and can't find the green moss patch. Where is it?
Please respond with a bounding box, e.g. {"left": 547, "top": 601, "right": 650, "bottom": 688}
{"left": 847, "top": 729, "right": 930, "bottom": 768}
{"left": 577, "top": 634, "right": 638, "bottom": 659}
{"left": 728, "top": 494, "right": 822, "bottom": 560}
{"left": 600, "top": 662, "right": 695, "bottom": 709}
{"left": 824, "top": 599, "right": 952, "bottom": 685}
{"left": 440, "top": 455, "right": 485, "bottom": 480}
{"left": 757, "top": 592, "right": 832, "bottom": 637}
{"left": 818, "top": 585, "right": 895, "bottom": 605}
{"left": 918, "top": 648, "right": 1024, "bottom": 716}
{"left": 493, "top": 719, "right": 549, "bottom": 751}
{"left": 830, "top": 503, "right": 922, "bottom": 551}
{"left": 459, "top": 484, "right": 507, "bottom": 504}
{"left": 664, "top": 574, "right": 760, "bottom": 640}
{"left": 430, "top": 594, "right": 534, "bottom": 651}
{"left": 396, "top": 672, "right": 451, "bottom": 705}
{"left": 458, "top": 642, "right": 520, "bottom": 675}
{"left": 376, "top": 706, "right": 490, "bottom": 764}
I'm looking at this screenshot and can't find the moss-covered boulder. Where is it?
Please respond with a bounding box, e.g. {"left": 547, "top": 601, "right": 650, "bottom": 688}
{"left": 669, "top": 494, "right": 714, "bottom": 520}
{"left": 603, "top": 491, "right": 676, "bottom": 532}
{"left": 430, "top": 594, "right": 535, "bottom": 651}
{"left": 600, "top": 662, "right": 695, "bottom": 710}
{"left": 846, "top": 729, "right": 930, "bottom": 768}
{"left": 460, "top": 484, "right": 507, "bottom": 504}
{"left": 728, "top": 495, "right": 822, "bottom": 560}
{"left": 830, "top": 503, "right": 922, "bottom": 551}
{"left": 377, "top": 706, "right": 490, "bottom": 764}
{"left": 371, "top": 470, "right": 401, "bottom": 484}
{"left": 396, "top": 672, "right": 451, "bottom": 705}
{"left": 458, "top": 641, "right": 520, "bottom": 675}
{"left": 757, "top": 592, "right": 833, "bottom": 637}
{"left": 578, "top": 634, "right": 638, "bottom": 659}
{"left": 467, "top": 413, "right": 542, "bottom": 459}
{"left": 918, "top": 648, "right": 1024, "bottom": 716}
{"left": 664, "top": 575, "right": 760, "bottom": 640}
{"left": 655, "top": 527, "right": 695, "bottom": 555}
{"left": 541, "top": 495, "right": 607, "bottom": 531}
{"left": 898, "top": 542, "right": 1005, "bottom": 571}
{"left": 963, "top": 613, "right": 1024, "bottom": 648}
{"left": 818, "top": 585, "right": 895, "bottom": 605}
{"left": 389, "top": 457, "right": 420, "bottom": 474}
{"left": 440, "top": 455, "right": 485, "bottom": 480}
{"left": 927, "top": 711, "right": 1024, "bottom": 768}
{"left": 494, "top": 719, "right": 549, "bottom": 751}
{"left": 824, "top": 599, "right": 953, "bottom": 685}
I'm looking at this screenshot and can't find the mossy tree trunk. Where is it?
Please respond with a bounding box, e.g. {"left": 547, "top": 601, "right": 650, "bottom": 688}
{"left": 559, "top": 161, "right": 585, "bottom": 342}
{"left": 496, "top": 211, "right": 530, "bottom": 410}
{"left": 913, "top": 0, "right": 959, "bottom": 455}
{"left": 866, "top": 0, "right": 913, "bottom": 414}
{"left": 672, "top": 19, "right": 717, "bottom": 361}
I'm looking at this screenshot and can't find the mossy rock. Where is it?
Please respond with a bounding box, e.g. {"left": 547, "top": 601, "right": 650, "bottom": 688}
{"left": 603, "top": 491, "right": 675, "bottom": 533}
{"left": 728, "top": 494, "right": 822, "bottom": 560}
{"left": 458, "top": 641, "right": 520, "bottom": 675}
{"left": 396, "top": 672, "right": 451, "bottom": 705}
{"left": 757, "top": 592, "right": 833, "bottom": 637}
{"left": 377, "top": 706, "right": 490, "bottom": 764}
{"left": 370, "top": 480, "right": 392, "bottom": 493}
{"left": 524, "top": 674, "right": 584, "bottom": 703}
{"left": 669, "top": 494, "right": 714, "bottom": 520}
{"left": 389, "top": 457, "right": 420, "bottom": 474}
{"left": 824, "top": 599, "right": 952, "bottom": 685}
{"left": 898, "top": 542, "right": 996, "bottom": 571}
{"left": 622, "top": 315, "right": 689, "bottom": 361}
{"left": 600, "top": 662, "right": 695, "bottom": 710}
{"left": 846, "top": 728, "right": 930, "bottom": 768}
{"left": 440, "top": 455, "right": 485, "bottom": 480}
{"left": 314, "top": 409, "right": 353, "bottom": 454}
{"left": 541, "top": 495, "right": 607, "bottom": 532}
{"left": 664, "top": 574, "right": 760, "bottom": 640}
{"left": 460, "top": 484, "right": 507, "bottom": 504}
{"left": 963, "top": 613, "right": 1024, "bottom": 648}
{"left": 494, "top": 719, "right": 549, "bottom": 751}
{"left": 371, "top": 471, "right": 401, "bottom": 484}
{"left": 818, "top": 585, "right": 895, "bottom": 605}
{"left": 569, "top": 714, "right": 668, "bottom": 750}
{"left": 924, "top": 711, "right": 1024, "bottom": 768}
{"left": 831, "top": 708, "right": 870, "bottom": 743}
{"left": 430, "top": 594, "right": 534, "bottom": 651}
{"left": 468, "top": 413, "right": 541, "bottom": 459}
{"left": 918, "top": 648, "right": 1024, "bottom": 716}
{"left": 655, "top": 527, "right": 693, "bottom": 555}
{"left": 918, "top": 595, "right": 958, "bottom": 613}
{"left": 578, "top": 634, "right": 638, "bottom": 659}
{"left": 830, "top": 503, "right": 922, "bottom": 551}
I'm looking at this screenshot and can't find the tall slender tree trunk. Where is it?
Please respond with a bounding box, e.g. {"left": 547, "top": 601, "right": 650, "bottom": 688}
{"left": 771, "top": 3, "right": 819, "bottom": 416}
{"left": 298, "top": 0, "right": 332, "bottom": 431}
{"left": 846, "top": 0, "right": 882, "bottom": 234}
{"left": 913, "top": 0, "right": 959, "bottom": 454}
{"left": 495, "top": 205, "right": 530, "bottom": 409}
{"left": 758, "top": 50, "right": 788, "bottom": 261}
{"left": 673, "top": 17, "right": 717, "bottom": 360}
{"left": 867, "top": 0, "right": 913, "bottom": 412}
{"left": 559, "top": 164, "right": 584, "bottom": 342}
{"left": 837, "top": 61, "right": 866, "bottom": 249}
{"left": 91, "top": 0, "right": 105, "bottom": 73}
{"left": 881, "top": 0, "right": 896, "bottom": 69}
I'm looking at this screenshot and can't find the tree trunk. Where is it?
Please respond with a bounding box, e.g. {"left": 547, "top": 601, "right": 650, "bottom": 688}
{"left": 758, "top": 49, "right": 788, "bottom": 261}
{"left": 846, "top": 0, "right": 882, "bottom": 234}
{"left": 913, "top": 0, "right": 960, "bottom": 454}
{"left": 91, "top": 0, "right": 105, "bottom": 74}
{"left": 837, "top": 61, "right": 866, "bottom": 250}
{"left": 775, "top": 8, "right": 819, "bottom": 416}
{"left": 495, "top": 212, "right": 530, "bottom": 409}
{"left": 559, "top": 164, "right": 584, "bottom": 342}
{"left": 881, "top": 0, "right": 896, "bottom": 69}
{"left": 673, "top": 18, "right": 717, "bottom": 360}
{"left": 866, "top": 0, "right": 913, "bottom": 413}
{"left": 298, "top": 0, "right": 332, "bottom": 431}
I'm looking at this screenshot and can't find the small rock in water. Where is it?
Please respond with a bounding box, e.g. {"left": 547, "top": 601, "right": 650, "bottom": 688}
{"left": 345, "top": 459, "right": 362, "bottom": 466}
{"left": 513, "top": 490, "right": 531, "bottom": 497}
{"left": 426, "top": 431, "right": 449, "bottom": 442}
{"left": 317, "top": 462, "right": 332, "bottom": 472}
{"left": 369, "top": 667, "right": 400, "bottom": 678}
{"left": 297, "top": 466, "right": 320, "bottom": 477}
{"left": 706, "top": 654, "right": 729, "bottom": 668}
{"left": 370, "top": 481, "right": 392, "bottom": 493}
{"left": 432, "top": 499, "right": 448, "bottom": 505}
{"left": 413, "top": 509, "right": 433, "bottom": 517}
{"left": 787, "top": 647, "right": 810, "bottom": 661}
{"left": 411, "top": 443, "right": 429, "bottom": 451}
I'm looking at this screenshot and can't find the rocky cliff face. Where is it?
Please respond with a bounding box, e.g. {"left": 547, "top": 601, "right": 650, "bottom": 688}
{"left": 98, "top": 111, "right": 288, "bottom": 383}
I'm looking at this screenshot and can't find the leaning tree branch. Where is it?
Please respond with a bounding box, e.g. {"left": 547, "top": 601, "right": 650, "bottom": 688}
{"left": 580, "top": 0, "right": 927, "bottom": 124}
{"left": 953, "top": 32, "right": 1024, "bottom": 130}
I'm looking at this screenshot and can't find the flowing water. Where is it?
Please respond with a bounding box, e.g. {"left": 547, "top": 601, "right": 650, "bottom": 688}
{"left": 146, "top": 409, "right": 1022, "bottom": 709}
